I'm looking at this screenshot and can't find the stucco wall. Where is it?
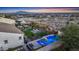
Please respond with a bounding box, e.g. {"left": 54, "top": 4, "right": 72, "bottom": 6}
{"left": 0, "top": 32, "right": 24, "bottom": 50}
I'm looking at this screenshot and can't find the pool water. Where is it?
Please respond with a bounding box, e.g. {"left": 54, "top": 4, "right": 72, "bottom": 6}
{"left": 37, "top": 35, "right": 59, "bottom": 46}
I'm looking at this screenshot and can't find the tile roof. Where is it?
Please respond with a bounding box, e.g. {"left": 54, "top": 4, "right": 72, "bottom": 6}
{"left": 0, "top": 22, "right": 22, "bottom": 34}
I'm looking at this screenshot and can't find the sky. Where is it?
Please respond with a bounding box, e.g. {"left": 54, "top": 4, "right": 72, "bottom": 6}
{"left": 0, "top": 7, "right": 79, "bottom": 13}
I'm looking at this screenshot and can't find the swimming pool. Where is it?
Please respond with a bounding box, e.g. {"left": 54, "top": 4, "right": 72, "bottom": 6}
{"left": 37, "top": 35, "right": 59, "bottom": 46}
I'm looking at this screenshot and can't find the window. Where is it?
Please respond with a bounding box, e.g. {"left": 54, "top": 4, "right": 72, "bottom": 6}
{"left": 4, "top": 40, "right": 8, "bottom": 44}
{"left": 19, "top": 36, "right": 22, "bottom": 40}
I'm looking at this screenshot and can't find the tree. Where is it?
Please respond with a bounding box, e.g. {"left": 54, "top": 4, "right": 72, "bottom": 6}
{"left": 60, "top": 24, "right": 79, "bottom": 50}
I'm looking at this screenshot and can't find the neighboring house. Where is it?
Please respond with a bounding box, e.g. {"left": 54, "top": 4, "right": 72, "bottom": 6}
{"left": 0, "top": 17, "right": 15, "bottom": 25}
{"left": 31, "top": 29, "right": 41, "bottom": 34}
{"left": 0, "top": 23, "right": 24, "bottom": 51}
{"left": 16, "top": 18, "right": 26, "bottom": 25}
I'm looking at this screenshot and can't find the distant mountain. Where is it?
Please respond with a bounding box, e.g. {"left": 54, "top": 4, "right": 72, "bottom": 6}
{"left": 15, "top": 11, "right": 52, "bottom": 15}
{"left": 0, "top": 11, "right": 36, "bottom": 15}
{"left": 0, "top": 11, "right": 58, "bottom": 15}
{"left": 15, "top": 11, "right": 33, "bottom": 14}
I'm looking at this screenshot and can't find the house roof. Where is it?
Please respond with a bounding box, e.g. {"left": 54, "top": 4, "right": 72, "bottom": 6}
{"left": 0, "top": 22, "right": 23, "bottom": 34}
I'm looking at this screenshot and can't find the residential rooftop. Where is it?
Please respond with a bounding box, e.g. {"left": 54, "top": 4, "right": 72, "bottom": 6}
{"left": 0, "top": 22, "right": 23, "bottom": 34}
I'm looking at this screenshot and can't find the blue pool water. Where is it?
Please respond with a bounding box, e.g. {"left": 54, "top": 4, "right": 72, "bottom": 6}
{"left": 37, "top": 35, "right": 59, "bottom": 46}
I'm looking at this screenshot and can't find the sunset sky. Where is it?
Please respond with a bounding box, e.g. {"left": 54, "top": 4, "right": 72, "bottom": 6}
{"left": 0, "top": 7, "right": 79, "bottom": 13}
